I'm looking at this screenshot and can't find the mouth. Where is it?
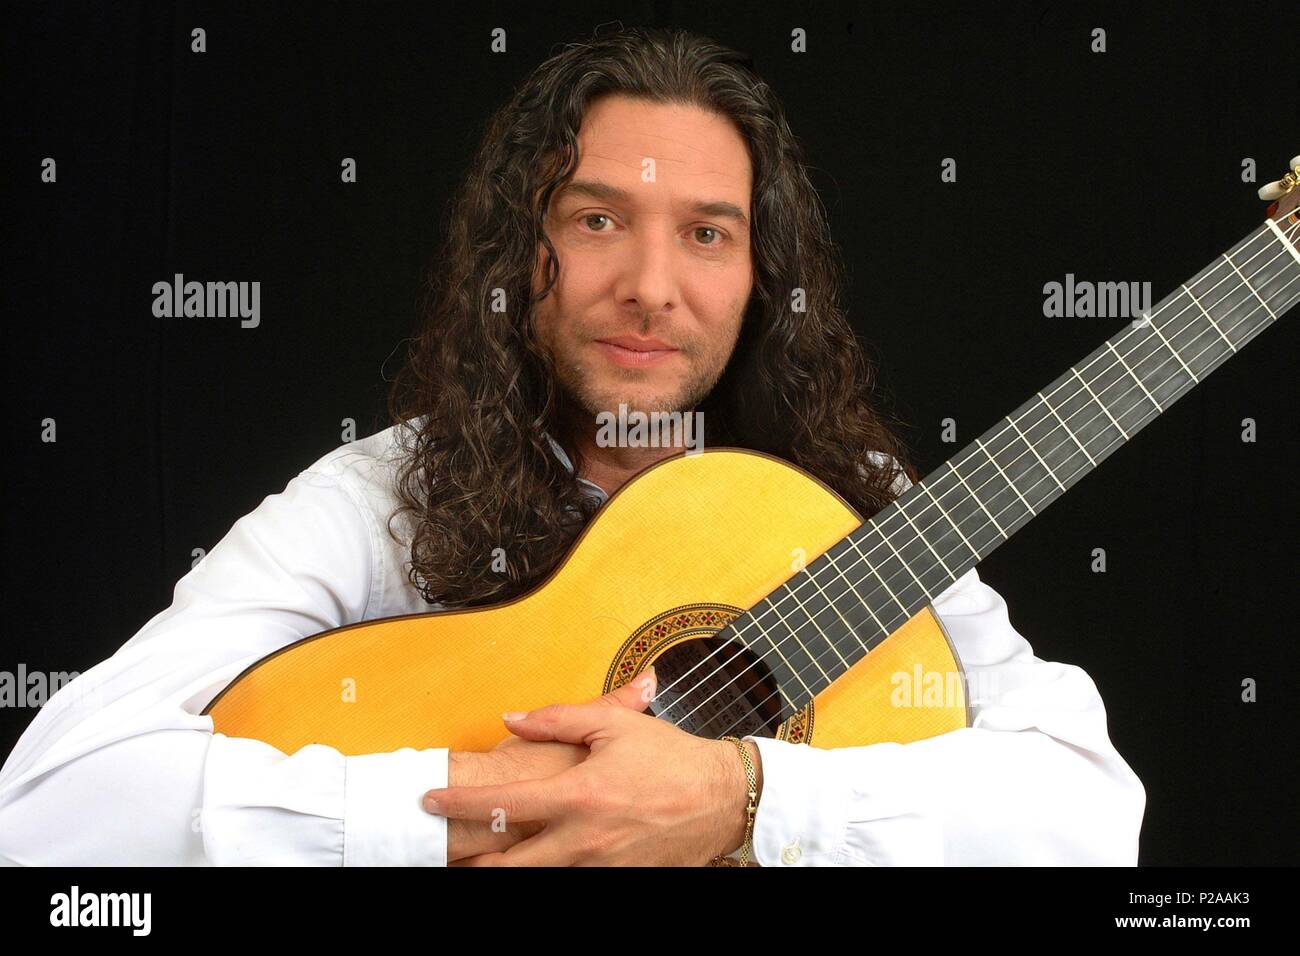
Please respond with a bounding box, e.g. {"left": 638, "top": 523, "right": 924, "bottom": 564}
{"left": 593, "top": 339, "right": 679, "bottom": 368}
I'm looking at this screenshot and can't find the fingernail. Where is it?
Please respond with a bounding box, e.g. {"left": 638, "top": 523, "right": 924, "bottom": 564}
{"left": 423, "top": 794, "right": 441, "bottom": 813}
{"left": 502, "top": 711, "right": 529, "bottom": 721}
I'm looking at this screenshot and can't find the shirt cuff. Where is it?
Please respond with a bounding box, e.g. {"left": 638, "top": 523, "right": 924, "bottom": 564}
{"left": 743, "top": 735, "right": 852, "bottom": 866}
{"left": 343, "top": 747, "right": 448, "bottom": 866}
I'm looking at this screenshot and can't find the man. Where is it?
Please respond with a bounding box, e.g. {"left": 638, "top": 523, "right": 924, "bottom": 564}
{"left": 0, "top": 27, "right": 1144, "bottom": 866}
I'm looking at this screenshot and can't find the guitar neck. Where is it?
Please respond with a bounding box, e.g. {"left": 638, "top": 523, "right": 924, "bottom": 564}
{"left": 731, "top": 215, "right": 1300, "bottom": 704}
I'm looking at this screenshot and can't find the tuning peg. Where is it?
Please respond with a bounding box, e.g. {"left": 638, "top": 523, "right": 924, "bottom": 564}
{"left": 1257, "top": 154, "right": 1300, "bottom": 201}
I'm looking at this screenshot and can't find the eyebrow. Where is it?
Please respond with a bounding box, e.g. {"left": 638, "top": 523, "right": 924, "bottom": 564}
{"left": 554, "top": 178, "right": 749, "bottom": 230}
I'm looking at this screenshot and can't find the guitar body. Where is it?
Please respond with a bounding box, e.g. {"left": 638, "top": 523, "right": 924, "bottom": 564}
{"left": 204, "top": 449, "right": 969, "bottom": 755}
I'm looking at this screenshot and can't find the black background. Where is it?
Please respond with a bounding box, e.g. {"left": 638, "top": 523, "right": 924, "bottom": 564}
{"left": 3, "top": 1, "right": 1296, "bottom": 865}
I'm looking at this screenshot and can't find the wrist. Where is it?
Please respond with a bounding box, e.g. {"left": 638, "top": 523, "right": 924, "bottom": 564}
{"left": 448, "top": 750, "right": 487, "bottom": 788}
{"left": 715, "top": 737, "right": 763, "bottom": 858}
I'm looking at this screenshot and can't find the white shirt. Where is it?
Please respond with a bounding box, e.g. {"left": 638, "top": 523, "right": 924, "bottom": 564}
{"left": 0, "top": 421, "right": 1145, "bottom": 866}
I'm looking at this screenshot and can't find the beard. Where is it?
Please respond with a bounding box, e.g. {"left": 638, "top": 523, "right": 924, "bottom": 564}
{"left": 548, "top": 336, "right": 729, "bottom": 420}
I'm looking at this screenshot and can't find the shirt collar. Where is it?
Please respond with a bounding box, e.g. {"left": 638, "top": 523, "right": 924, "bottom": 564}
{"left": 544, "top": 432, "right": 609, "bottom": 503}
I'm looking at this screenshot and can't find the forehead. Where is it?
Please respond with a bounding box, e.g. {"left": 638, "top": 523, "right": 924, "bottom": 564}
{"left": 560, "top": 95, "right": 752, "bottom": 213}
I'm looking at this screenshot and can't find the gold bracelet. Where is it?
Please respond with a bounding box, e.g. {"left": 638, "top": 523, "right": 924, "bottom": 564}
{"left": 708, "top": 735, "right": 759, "bottom": 867}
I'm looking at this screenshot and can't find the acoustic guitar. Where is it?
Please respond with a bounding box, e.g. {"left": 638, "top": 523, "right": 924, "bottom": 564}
{"left": 205, "top": 157, "right": 1300, "bottom": 781}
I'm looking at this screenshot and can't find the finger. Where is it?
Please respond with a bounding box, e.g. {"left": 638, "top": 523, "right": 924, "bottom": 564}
{"left": 601, "top": 666, "right": 657, "bottom": 712}
{"left": 500, "top": 699, "right": 635, "bottom": 746}
{"left": 501, "top": 669, "right": 655, "bottom": 743}
{"left": 460, "top": 826, "right": 580, "bottom": 867}
{"left": 447, "top": 815, "right": 540, "bottom": 863}
{"left": 423, "top": 774, "right": 565, "bottom": 824}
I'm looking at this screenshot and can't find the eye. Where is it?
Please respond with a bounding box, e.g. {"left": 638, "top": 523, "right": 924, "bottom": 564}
{"left": 692, "top": 226, "right": 725, "bottom": 246}
{"left": 581, "top": 213, "right": 614, "bottom": 232}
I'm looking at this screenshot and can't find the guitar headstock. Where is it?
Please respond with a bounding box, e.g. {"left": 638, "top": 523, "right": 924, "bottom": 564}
{"left": 1260, "top": 154, "right": 1300, "bottom": 222}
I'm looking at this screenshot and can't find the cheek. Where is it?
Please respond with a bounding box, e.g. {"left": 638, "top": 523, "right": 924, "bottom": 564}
{"left": 692, "top": 274, "right": 750, "bottom": 334}
{"left": 549, "top": 256, "right": 612, "bottom": 326}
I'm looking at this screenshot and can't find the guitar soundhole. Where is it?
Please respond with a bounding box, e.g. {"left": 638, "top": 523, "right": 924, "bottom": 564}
{"left": 645, "top": 636, "right": 785, "bottom": 739}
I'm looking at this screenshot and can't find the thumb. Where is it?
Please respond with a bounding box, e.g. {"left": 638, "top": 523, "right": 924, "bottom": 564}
{"left": 499, "top": 667, "right": 659, "bottom": 745}
{"left": 600, "top": 666, "right": 657, "bottom": 713}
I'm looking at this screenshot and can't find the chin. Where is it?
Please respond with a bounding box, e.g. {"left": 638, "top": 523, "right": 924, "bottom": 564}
{"left": 619, "top": 387, "right": 690, "bottom": 412}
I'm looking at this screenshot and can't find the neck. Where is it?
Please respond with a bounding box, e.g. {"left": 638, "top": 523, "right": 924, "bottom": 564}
{"left": 561, "top": 401, "right": 691, "bottom": 496}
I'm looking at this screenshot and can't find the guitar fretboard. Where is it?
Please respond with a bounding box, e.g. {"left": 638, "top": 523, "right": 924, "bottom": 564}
{"left": 707, "top": 216, "right": 1300, "bottom": 719}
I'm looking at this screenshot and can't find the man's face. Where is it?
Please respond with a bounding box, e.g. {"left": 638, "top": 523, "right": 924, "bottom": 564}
{"left": 531, "top": 94, "right": 754, "bottom": 418}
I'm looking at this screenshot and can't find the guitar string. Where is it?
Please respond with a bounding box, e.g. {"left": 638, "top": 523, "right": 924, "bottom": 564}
{"left": 699, "top": 261, "right": 1300, "bottom": 738}
{"left": 690, "top": 277, "right": 1300, "bottom": 737}
{"left": 656, "top": 218, "right": 1298, "bottom": 725}
{"left": 645, "top": 217, "right": 1299, "bottom": 733}
{"left": 697, "top": 261, "right": 1300, "bottom": 738}
{"left": 657, "top": 216, "right": 1299, "bottom": 715}
{"left": 655, "top": 217, "right": 1298, "bottom": 727}
{"left": 690, "top": 239, "right": 1300, "bottom": 735}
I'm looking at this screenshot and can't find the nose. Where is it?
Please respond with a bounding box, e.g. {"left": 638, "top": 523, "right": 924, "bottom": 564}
{"left": 614, "top": 225, "right": 677, "bottom": 318}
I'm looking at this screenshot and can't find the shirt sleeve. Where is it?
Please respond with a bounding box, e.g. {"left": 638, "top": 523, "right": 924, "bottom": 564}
{"left": 742, "top": 468, "right": 1147, "bottom": 866}
{"left": 0, "top": 466, "right": 448, "bottom": 866}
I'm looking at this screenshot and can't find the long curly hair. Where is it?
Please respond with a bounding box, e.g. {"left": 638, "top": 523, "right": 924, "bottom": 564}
{"left": 385, "top": 25, "right": 918, "bottom": 609}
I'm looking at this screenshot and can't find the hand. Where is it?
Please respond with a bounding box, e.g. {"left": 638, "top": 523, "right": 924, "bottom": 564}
{"left": 422, "top": 678, "right": 763, "bottom": 866}
{"left": 439, "top": 667, "right": 660, "bottom": 862}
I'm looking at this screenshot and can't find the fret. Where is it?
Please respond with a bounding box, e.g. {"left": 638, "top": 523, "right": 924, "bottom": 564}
{"left": 864, "top": 517, "right": 944, "bottom": 609}
{"left": 869, "top": 517, "right": 935, "bottom": 599}
{"left": 919, "top": 482, "right": 980, "bottom": 563}
{"left": 892, "top": 491, "right": 960, "bottom": 581}
{"left": 1248, "top": 221, "right": 1300, "bottom": 313}
{"left": 1180, "top": 284, "right": 1236, "bottom": 353}
{"left": 869, "top": 507, "right": 954, "bottom": 598}
{"left": 748, "top": 596, "right": 820, "bottom": 701}
{"left": 1265, "top": 217, "right": 1300, "bottom": 268}
{"left": 983, "top": 422, "right": 1058, "bottom": 517}
{"left": 791, "top": 567, "right": 886, "bottom": 687}
{"left": 800, "top": 567, "right": 869, "bottom": 664}
{"left": 1223, "top": 253, "right": 1277, "bottom": 321}
{"left": 946, "top": 458, "right": 1007, "bottom": 549}
{"left": 752, "top": 597, "right": 821, "bottom": 693}
{"left": 1070, "top": 366, "right": 1130, "bottom": 440}
{"left": 1126, "top": 322, "right": 1193, "bottom": 410}
{"left": 1147, "top": 317, "right": 1198, "bottom": 383}
{"left": 1104, "top": 340, "right": 1162, "bottom": 413}
{"left": 1165, "top": 287, "right": 1234, "bottom": 382}
{"left": 897, "top": 487, "right": 972, "bottom": 591}
{"left": 816, "top": 540, "right": 892, "bottom": 636}
{"left": 1062, "top": 359, "right": 1139, "bottom": 472}
{"left": 1038, "top": 390, "right": 1096, "bottom": 467}
{"left": 803, "top": 553, "right": 883, "bottom": 671}
{"left": 929, "top": 473, "right": 994, "bottom": 556}
{"left": 1014, "top": 393, "right": 1090, "bottom": 496}
{"left": 974, "top": 436, "right": 1037, "bottom": 520}
{"left": 1186, "top": 228, "right": 1278, "bottom": 349}
{"left": 776, "top": 583, "right": 847, "bottom": 680}
{"left": 1060, "top": 367, "right": 1122, "bottom": 455}
{"left": 708, "top": 219, "right": 1298, "bottom": 718}
{"left": 771, "top": 550, "right": 890, "bottom": 695}
{"left": 1006, "top": 412, "right": 1065, "bottom": 493}
{"left": 839, "top": 530, "right": 912, "bottom": 630}
{"left": 962, "top": 441, "right": 1035, "bottom": 541}
{"left": 1083, "top": 344, "right": 1155, "bottom": 438}
{"left": 819, "top": 550, "right": 886, "bottom": 647}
